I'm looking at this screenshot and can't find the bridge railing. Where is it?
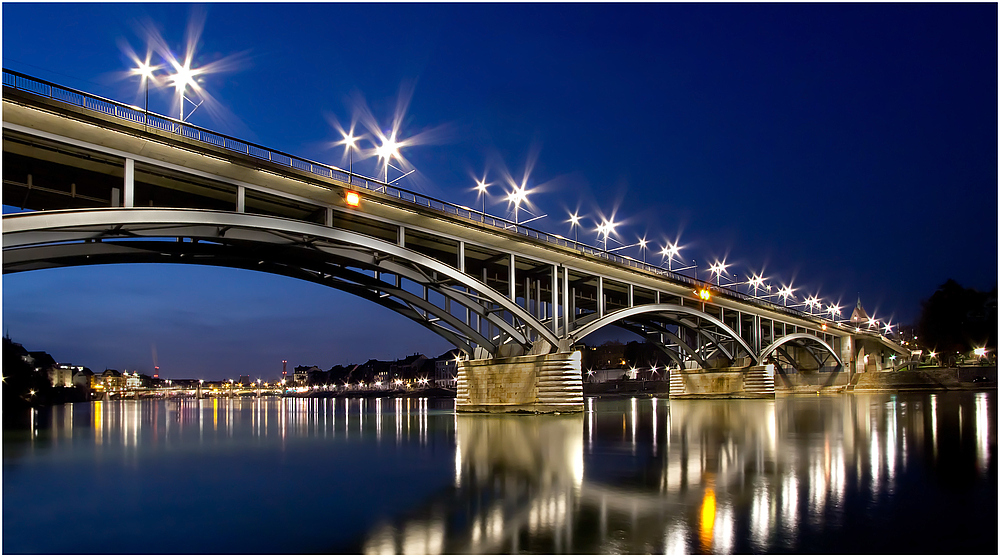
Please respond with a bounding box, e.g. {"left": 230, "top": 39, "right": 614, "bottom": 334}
{"left": 3, "top": 68, "right": 829, "bottom": 326}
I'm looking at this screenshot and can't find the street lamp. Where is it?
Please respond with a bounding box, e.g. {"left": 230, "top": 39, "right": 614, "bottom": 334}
{"left": 340, "top": 130, "right": 358, "bottom": 184}
{"left": 507, "top": 185, "right": 527, "bottom": 225}
{"left": 709, "top": 261, "right": 729, "bottom": 286}
{"left": 660, "top": 243, "right": 680, "bottom": 271}
{"left": 376, "top": 133, "right": 402, "bottom": 184}
{"left": 567, "top": 212, "right": 581, "bottom": 244}
{"left": 476, "top": 177, "right": 489, "bottom": 216}
{"left": 167, "top": 60, "right": 204, "bottom": 122}
{"left": 131, "top": 58, "right": 157, "bottom": 121}
{"left": 777, "top": 286, "right": 795, "bottom": 305}
{"left": 597, "top": 218, "right": 617, "bottom": 252}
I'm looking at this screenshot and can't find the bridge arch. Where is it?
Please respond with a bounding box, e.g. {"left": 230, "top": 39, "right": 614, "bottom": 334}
{"left": 568, "top": 303, "right": 758, "bottom": 366}
{"left": 3, "top": 208, "right": 561, "bottom": 358}
{"left": 760, "top": 333, "right": 844, "bottom": 369}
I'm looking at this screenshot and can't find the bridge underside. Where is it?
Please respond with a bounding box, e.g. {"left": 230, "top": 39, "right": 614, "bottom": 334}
{"left": 3, "top": 73, "right": 907, "bottom": 411}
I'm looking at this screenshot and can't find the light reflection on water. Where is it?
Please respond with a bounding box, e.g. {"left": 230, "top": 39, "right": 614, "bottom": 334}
{"left": 3, "top": 392, "right": 996, "bottom": 554}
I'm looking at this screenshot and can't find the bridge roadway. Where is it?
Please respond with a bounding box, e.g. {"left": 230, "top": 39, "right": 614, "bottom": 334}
{"left": 1, "top": 70, "right": 907, "bottom": 411}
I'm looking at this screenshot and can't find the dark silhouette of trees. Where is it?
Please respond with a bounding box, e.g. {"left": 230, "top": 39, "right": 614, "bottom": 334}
{"left": 917, "top": 279, "right": 997, "bottom": 354}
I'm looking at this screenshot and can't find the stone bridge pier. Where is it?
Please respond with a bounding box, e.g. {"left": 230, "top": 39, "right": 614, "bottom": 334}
{"left": 456, "top": 351, "right": 584, "bottom": 413}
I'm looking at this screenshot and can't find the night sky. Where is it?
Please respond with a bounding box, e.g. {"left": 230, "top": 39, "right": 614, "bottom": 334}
{"left": 2, "top": 4, "right": 996, "bottom": 381}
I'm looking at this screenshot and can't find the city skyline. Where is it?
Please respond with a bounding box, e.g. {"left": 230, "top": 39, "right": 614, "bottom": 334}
{"left": 2, "top": 4, "right": 996, "bottom": 380}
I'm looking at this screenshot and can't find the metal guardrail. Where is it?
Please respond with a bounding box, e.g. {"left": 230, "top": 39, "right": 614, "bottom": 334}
{"left": 3, "top": 68, "right": 833, "bottom": 326}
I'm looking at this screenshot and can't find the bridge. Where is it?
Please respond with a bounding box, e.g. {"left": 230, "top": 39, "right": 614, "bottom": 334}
{"left": 1, "top": 70, "right": 907, "bottom": 412}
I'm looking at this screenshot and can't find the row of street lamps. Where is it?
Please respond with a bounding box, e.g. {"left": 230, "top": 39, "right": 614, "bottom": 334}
{"left": 127, "top": 44, "right": 884, "bottom": 332}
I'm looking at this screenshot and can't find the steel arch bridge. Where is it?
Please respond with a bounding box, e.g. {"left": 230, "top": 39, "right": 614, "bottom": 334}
{"left": 2, "top": 70, "right": 907, "bottom": 407}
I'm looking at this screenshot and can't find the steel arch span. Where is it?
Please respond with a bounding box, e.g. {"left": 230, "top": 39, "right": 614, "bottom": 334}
{"left": 568, "top": 303, "right": 759, "bottom": 366}
{"left": 2, "top": 208, "right": 561, "bottom": 358}
{"left": 760, "top": 332, "right": 844, "bottom": 370}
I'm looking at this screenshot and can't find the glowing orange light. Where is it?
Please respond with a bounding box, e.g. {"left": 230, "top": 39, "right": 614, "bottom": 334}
{"left": 697, "top": 289, "right": 711, "bottom": 301}
{"left": 821, "top": 324, "right": 828, "bottom": 331}
{"left": 700, "top": 486, "right": 716, "bottom": 551}
{"left": 345, "top": 191, "right": 361, "bottom": 207}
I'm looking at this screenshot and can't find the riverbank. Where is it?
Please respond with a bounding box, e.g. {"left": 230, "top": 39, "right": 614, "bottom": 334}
{"left": 850, "top": 366, "right": 996, "bottom": 393}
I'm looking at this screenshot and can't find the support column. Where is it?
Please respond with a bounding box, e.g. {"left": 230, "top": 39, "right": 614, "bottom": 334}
{"left": 123, "top": 158, "right": 134, "bottom": 208}
{"left": 551, "top": 265, "right": 559, "bottom": 335}
{"left": 562, "top": 266, "right": 570, "bottom": 338}
{"left": 456, "top": 351, "right": 583, "bottom": 413}
{"left": 238, "top": 186, "right": 247, "bottom": 213}
{"left": 597, "top": 276, "right": 605, "bottom": 317}
{"left": 398, "top": 226, "right": 405, "bottom": 247}
{"left": 509, "top": 254, "right": 516, "bottom": 301}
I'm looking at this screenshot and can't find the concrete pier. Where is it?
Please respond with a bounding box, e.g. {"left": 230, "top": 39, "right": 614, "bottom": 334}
{"left": 668, "top": 365, "right": 775, "bottom": 399}
{"left": 457, "top": 351, "right": 584, "bottom": 413}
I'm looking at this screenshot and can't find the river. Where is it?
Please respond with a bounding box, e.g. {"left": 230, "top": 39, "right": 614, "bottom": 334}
{"left": 3, "top": 392, "right": 995, "bottom": 554}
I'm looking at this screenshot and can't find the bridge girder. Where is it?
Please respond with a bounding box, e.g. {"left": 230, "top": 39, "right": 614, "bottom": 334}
{"left": 760, "top": 332, "right": 844, "bottom": 370}
{"left": 2, "top": 208, "right": 563, "bottom": 357}
{"left": 569, "top": 303, "right": 758, "bottom": 365}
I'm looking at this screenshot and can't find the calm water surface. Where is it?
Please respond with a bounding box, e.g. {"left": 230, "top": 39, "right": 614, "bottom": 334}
{"left": 3, "top": 393, "right": 996, "bottom": 554}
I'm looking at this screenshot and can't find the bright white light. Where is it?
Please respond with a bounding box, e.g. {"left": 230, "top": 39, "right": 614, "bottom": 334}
{"left": 568, "top": 212, "right": 580, "bottom": 226}
{"left": 661, "top": 243, "right": 680, "bottom": 258}
{"left": 476, "top": 179, "right": 489, "bottom": 194}
{"left": 883, "top": 321, "right": 893, "bottom": 334}
{"left": 709, "top": 260, "right": 729, "bottom": 278}
{"left": 598, "top": 218, "right": 618, "bottom": 238}
{"left": 377, "top": 133, "right": 401, "bottom": 161}
{"left": 340, "top": 130, "right": 358, "bottom": 149}
{"left": 169, "top": 61, "right": 201, "bottom": 93}
{"left": 827, "top": 304, "right": 841, "bottom": 317}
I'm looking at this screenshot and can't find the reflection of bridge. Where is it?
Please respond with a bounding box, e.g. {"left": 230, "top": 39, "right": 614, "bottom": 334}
{"left": 361, "top": 393, "right": 990, "bottom": 554}
{"left": 2, "top": 71, "right": 906, "bottom": 410}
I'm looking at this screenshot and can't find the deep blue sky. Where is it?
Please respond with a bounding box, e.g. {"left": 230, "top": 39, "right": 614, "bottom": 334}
{"left": 2, "top": 4, "right": 996, "bottom": 380}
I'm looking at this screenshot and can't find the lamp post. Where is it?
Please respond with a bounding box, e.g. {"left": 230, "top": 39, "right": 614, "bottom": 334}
{"left": 598, "top": 218, "right": 617, "bottom": 252}
{"left": 377, "top": 133, "right": 401, "bottom": 184}
{"left": 341, "top": 131, "right": 358, "bottom": 185}
{"left": 660, "top": 243, "right": 680, "bottom": 271}
{"left": 476, "top": 178, "right": 489, "bottom": 216}
{"left": 168, "top": 61, "right": 203, "bottom": 123}
{"left": 568, "top": 212, "right": 581, "bottom": 244}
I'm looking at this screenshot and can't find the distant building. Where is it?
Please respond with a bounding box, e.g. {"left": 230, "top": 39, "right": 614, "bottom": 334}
{"left": 850, "top": 297, "right": 870, "bottom": 326}
{"left": 94, "top": 369, "right": 124, "bottom": 392}
{"left": 49, "top": 364, "right": 83, "bottom": 388}
{"left": 390, "top": 354, "right": 428, "bottom": 382}
{"left": 238, "top": 375, "right": 251, "bottom": 386}
{"left": 123, "top": 371, "right": 142, "bottom": 389}
{"left": 434, "top": 352, "right": 459, "bottom": 388}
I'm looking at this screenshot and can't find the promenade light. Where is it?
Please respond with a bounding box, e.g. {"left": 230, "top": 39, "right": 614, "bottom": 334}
{"left": 827, "top": 304, "right": 841, "bottom": 319}
{"left": 974, "top": 347, "right": 987, "bottom": 357}
{"left": 661, "top": 243, "right": 680, "bottom": 271}
{"left": 475, "top": 177, "right": 489, "bottom": 215}
{"left": 345, "top": 191, "right": 361, "bottom": 207}
{"left": 597, "top": 218, "right": 618, "bottom": 252}
{"left": 339, "top": 129, "right": 359, "bottom": 181}
{"left": 883, "top": 321, "right": 893, "bottom": 335}
{"left": 709, "top": 261, "right": 729, "bottom": 285}
{"left": 567, "top": 212, "right": 582, "bottom": 243}
{"left": 778, "top": 286, "right": 795, "bottom": 304}
{"left": 376, "top": 133, "right": 401, "bottom": 183}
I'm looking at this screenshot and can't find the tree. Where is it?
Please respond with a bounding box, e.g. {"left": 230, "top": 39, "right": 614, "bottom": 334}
{"left": 917, "top": 279, "right": 997, "bottom": 354}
